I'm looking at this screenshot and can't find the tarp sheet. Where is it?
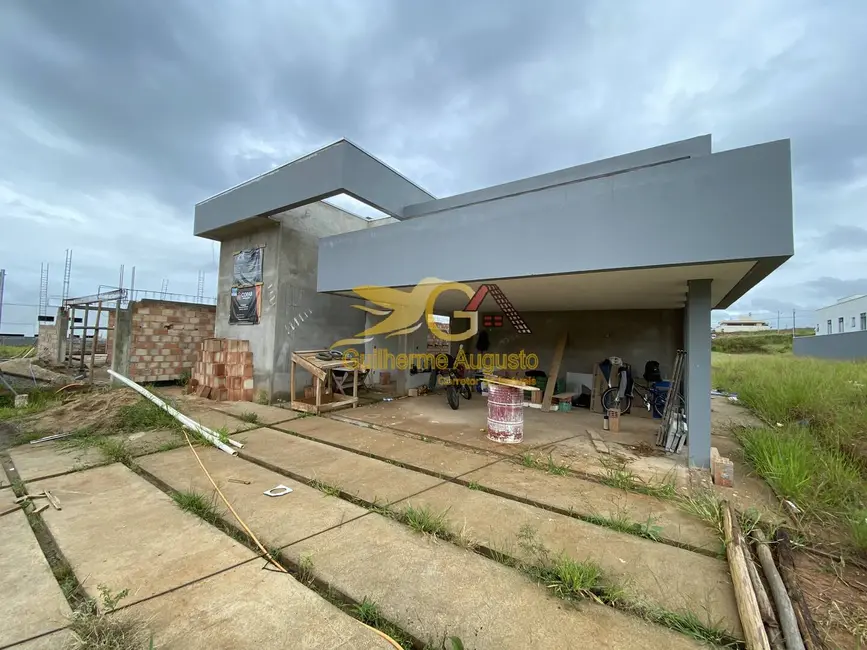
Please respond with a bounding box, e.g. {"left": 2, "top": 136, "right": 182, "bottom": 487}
{"left": 233, "top": 248, "right": 263, "bottom": 286}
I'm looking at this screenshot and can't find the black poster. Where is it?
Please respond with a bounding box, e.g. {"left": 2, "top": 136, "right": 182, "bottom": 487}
{"left": 230, "top": 286, "right": 260, "bottom": 325}
{"left": 233, "top": 248, "right": 263, "bottom": 286}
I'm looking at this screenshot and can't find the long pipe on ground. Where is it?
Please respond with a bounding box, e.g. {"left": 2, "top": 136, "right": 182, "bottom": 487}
{"left": 107, "top": 369, "right": 238, "bottom": 456}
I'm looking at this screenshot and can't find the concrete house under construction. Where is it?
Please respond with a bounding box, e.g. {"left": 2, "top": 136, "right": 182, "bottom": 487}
{"left": 192, "top": 135, "right": 794, "bottom": 467}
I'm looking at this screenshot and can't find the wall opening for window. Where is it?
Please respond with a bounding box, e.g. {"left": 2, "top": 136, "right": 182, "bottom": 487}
{"left": 827, "top": 319, "right": 832, "bottom": 334}
{"left": 838, "top": 317, "right": 844, "bottom": 333}
{"left": 852, "top": 316, "right": 857, "bottom": 328}
{"left": 861, "top": 312, "right": 866, "bottom": 331}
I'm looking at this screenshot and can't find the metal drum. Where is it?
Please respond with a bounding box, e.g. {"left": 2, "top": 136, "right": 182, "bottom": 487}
{"left": 486, "top": 383, "right": 524, "bottom": 444}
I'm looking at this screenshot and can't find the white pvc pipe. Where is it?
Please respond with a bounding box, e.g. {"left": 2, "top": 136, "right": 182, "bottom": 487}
{"left": 107, "top": 369, "right": 237, "bottom": 456}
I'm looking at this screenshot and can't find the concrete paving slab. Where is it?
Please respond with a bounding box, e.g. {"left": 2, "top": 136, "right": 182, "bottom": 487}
{"left": 208, "top": 429, "right": 738, "bottom": 636}
{"left": 124, "top": 561, "right": 391, "bottom": 650}
{"left": 137, "top": 446, "right": 369, "bottom": 547}
{"left": 286, "top": 514, "right": 705, "bottom": 649}
{"left": 275, "top": 417, "right": 720, "bottom": 552}
{"left": 0, "top": 511, "right": 72, "bottom": 647}
{"left": 13, "top": 630, "right": 72, "bottom": 649}
{"left": 277, "top": 416, "right": 497, "bottom": 478}
{"left": 175, "top": 404, "right": 256, "bottom": 434}
{"left": 235, "top": 427, "right": 443, "bottom": 505}
{"left": 135, "top": 447, "right": 705, "bottom": 648}
{"left": 203, "top": 399, "right": 300, "bottom": 426}
{"left": 8, "top": 429, "right": 184, "bottom": 482}
{"left": 394, "top": 481, "right": 741, "bottom": 638}
{"left": 346, "top": 394, "right": 588, "bottom": 454}
{"left": 27, "top": 463, "right": 256, "bottom": 603}
{"left": 464, "top": 461, "right": 723, "bottom": 553}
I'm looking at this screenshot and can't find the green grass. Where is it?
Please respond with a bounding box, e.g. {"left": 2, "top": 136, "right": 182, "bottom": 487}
{"left": 67, "top": 585, "right": 153, "bottom": 650}
{"left": 714, "top": 353, "right": 867, "bottom": 551}
{"left": 535, "top": 556, "right": 604, "bottom": 600}
{"left": 0, "top": 343, "right": 33, "bottom": 358}
{"left": 62, "top": 427, "right": 134, "bottom": 465}
{"left": 517, "top": 452, "right": 571, "bottom": 475}
{"left": 0, "top": 387, "right": 58, "bottom": 422}
{"left": 600, "top": 456, "right": 676, "bottom": 499}
{"left": 400, "top": 504, "right": 451, "bottom": 539}
{"left": 467, "top": 481, "right": 482, "bottom": 491}
{"left": 171, "top": 490, "right": 221, "bottom": 524}
{"left": 113, "top": 399, "right": 181, "bottom": 432}
{"left": 352, "top": 597, "right": 413, "bottom": 649}
{"left": 238, "top": 411, "right": 259, "bottom": 424}
{"left": 582, "top": 512, "right": 663, "bottom": 542}
{"left": 311, "top": 479, "right": 342, "bottom": 497}
{"left": 711, "top": 329, "right": 813, "bottom": 355}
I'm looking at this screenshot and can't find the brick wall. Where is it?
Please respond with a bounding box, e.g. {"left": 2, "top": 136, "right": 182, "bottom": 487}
{"left": 108, "top": 300, "right": 216, "bottom": 383}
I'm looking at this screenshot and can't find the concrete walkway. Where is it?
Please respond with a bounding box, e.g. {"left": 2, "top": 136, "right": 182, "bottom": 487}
{"left": 20, "top": 463, "right": 391, "bottom": 649}
{"left": 138, "top": 446, "right": 707, "bottom": 649}
{"left": 226, "top": 427, "right": 739, "bottom": 637}
{"left": 271, "top": 417, "right": 721, "bottom": 552}
{"left": 0, "top": 491, "right": 71, "bottom": 649}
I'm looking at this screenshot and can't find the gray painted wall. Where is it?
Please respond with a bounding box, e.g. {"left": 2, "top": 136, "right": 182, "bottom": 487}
{"left": 194, "top": 140, "right": 433, "bottom": 236}
{"left": 402, "top": 135, "right": 711, "bottom": 218}
{"left": 794, "top": 331, "right": 867, "bottom": 360}
{"left": 318, "top": 140, "right": 793, "bottom": 294}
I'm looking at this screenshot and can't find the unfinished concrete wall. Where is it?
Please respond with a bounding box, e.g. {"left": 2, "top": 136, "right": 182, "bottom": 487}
{"left": 272, "top": 202, "right": 371, "bottom": 399}
{"left": 478, "top": 309, "right": 683, "bottom": 382}
{"left": 108, "top": 300, "right": 216, "bottom": 383}
{"left": 36, "top": 324, "right": 58, "bottom": 362}
{"left": 214, "top": 220, "right": 281, "bottom": 398}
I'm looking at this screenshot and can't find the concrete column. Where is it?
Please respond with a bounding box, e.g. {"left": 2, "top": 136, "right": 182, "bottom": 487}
{"left": 395, "top": 333, "right": 408, "bottom": 395}
{"left": 110, "top": 307, "right": 133, "bottom": 385}
{"left": 55, "top": 308, "right": 69, "bottom": 363}
{"left": 685, "top": 279, "right": 712, "bottom": 467}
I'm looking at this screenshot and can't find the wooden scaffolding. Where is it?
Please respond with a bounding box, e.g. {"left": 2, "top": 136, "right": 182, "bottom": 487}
{"left": 290, "top": 349, "right": 359, "bottom": 415}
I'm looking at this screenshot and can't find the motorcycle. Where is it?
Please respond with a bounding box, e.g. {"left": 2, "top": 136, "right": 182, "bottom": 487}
{"left": 434, "top": 354, "right": 472, "bottom": 410}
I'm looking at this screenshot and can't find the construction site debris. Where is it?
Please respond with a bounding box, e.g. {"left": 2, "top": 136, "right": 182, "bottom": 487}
{"left": 107, "top": 368, "right": 240, "bottom": 455}
{"left": 193, "top": 338, "right": 254, "bottom": 402}
{"left": 263, "top": 485, "right": 293, "bottom": 497}
{"left": 0, "top": 359, "right": 67, "bottom": 384}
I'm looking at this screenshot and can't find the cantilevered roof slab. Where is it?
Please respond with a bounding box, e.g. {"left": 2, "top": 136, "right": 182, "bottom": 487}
{"left": 194, "top": 139, "right": 433, "bottom": 239}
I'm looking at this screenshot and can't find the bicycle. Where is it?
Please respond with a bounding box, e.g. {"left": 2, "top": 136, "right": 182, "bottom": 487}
{"left": 601, "top": 380, "right": 683, "bottom": 417}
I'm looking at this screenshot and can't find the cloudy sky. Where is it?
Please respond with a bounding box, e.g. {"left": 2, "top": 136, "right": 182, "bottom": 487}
{"left": 2, "top": 0, "right": 865, "bottom": 335}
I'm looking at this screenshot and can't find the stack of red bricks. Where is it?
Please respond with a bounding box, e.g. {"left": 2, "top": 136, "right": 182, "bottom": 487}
{"left": 190, "top": 338, "right": 254, "bottom": 401}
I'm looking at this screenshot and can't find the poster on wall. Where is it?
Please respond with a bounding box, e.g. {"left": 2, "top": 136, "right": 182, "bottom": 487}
{"left": 229, "top": 285, "right": 261, "bottom": 325}
{"left": 233, "top": 248, "right": 263, "bottom": 286}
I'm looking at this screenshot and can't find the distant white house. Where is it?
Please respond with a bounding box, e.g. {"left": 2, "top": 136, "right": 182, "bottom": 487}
{"left": 814, "top": 295, "right": 867, "bottom": 336}
{"left": 714, "top": 319, "right": 771, "bottom": 333}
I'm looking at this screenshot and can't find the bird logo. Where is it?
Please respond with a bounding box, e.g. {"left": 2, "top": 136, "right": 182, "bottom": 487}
{"left": 331, "top": 278, "right": 478, "bottom": 348}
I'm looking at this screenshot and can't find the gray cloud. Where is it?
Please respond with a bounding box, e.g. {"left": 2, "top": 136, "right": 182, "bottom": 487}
{"left": 1, "top": 0, "right": 865, "bottom": 334}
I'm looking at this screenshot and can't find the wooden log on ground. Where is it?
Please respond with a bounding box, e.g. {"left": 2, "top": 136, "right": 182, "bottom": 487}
{"left": 751, "top": 530, "right": 803, "bottom": 650}
{"left": 743, "top": 538, "right": 786, "bottom": 650}
{"left": 723, "top": 502, "right": 771, "bottom": 650}
{"left": 775, "top": 529, "right": 825, "bottom": 650}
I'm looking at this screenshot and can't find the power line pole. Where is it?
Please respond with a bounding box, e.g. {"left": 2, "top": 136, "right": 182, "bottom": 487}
{"left": 777, "top": 310, "right": 781, "bottom": 331}
{"left": 792, "top": 309, "right": 796, "bottom": 337}
{"left": 0, "top": 269, "right": 5, "bottom": 331}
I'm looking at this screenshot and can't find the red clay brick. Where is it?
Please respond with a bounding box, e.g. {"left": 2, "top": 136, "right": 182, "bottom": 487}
{"left": 243, "top": 364, "right": 253, "bottom": 378}
{"left": 243, "top": 388, "right": 254, "bottom": 401}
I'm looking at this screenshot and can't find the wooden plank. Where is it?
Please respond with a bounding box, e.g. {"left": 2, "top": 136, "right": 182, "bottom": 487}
{"left": 775, "top": 529, "right": 824, "bottom": 650}
{"left": 290, "top": 358, "right": 296, "bottom": 401}
{"left": 319, "top": 397, "right": 358, "bottom": 412}
{"left": 723, "top": 503, "right": 771, "bottom": 650}
{"left": 290, "top": 400, "right": 317, "bottom": 414}
{"left": 295, "top": 349, "right": 330, "bottom": 355}
{"left": 352, "top": 368, "right": 358, "bottom": 407}
{"left": 541, "top": 333, "right": 568, "bottom": 412}
{"left": 315, "top": 376, "right": 322, "bottom": 412}
{"left": 291, "top": 354, "right": 326, "bottom": 381}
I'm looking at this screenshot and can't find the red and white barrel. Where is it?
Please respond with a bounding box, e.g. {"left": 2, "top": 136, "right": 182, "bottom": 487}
{"left": 486, "top": 383, "right": 524, "bottom": 444}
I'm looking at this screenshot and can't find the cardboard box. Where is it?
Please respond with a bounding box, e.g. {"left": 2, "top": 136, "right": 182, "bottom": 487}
{"left": 607, "top": 408, "right": 621, "bottom": 432}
